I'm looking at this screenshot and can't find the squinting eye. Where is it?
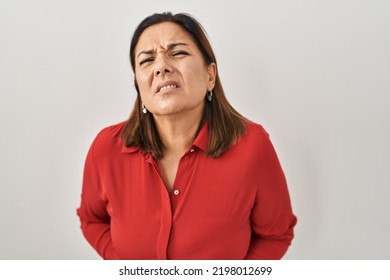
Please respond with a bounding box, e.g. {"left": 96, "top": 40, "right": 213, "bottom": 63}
{"left": 139, "top": 58, "right": 154, "bottom": 65}
{"left": 172, "top": 51, "right": 189, "bottom": 56}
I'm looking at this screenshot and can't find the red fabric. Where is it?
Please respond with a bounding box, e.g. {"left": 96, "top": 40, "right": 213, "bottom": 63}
{"left": 77, "top": 120, "right": 297, "bottom": 259}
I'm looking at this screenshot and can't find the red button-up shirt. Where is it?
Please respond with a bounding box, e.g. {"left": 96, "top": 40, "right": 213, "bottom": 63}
{"left": 77, "top": 120, "right": 297, "bottom": 259}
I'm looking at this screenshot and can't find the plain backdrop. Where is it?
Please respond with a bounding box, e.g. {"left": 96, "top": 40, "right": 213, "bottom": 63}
{"left": 1, "top": 0, "right": 389, "bottom": 259}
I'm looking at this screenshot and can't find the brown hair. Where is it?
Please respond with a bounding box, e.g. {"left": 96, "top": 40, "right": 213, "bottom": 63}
{"left": 122, "top": 12, "right": 246, "bottom": 159}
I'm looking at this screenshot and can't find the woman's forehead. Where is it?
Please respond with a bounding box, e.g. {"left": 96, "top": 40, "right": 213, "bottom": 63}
{"left": 136, "top": 22, "right": 194, "bottom": 52}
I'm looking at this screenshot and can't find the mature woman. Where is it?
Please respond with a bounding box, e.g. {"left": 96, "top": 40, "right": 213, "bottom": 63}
{"left": 77, "top": 12, "right": 297, "bottom": 260}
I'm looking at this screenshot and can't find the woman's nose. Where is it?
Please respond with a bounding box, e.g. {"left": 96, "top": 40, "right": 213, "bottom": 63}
{"left": 154, "top": 56, "right": 173, "bottom": 77}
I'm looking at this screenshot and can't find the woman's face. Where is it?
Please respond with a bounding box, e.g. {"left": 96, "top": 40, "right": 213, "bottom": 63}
{"left": 134, "top": 22, "right": 216, "bottom": 118}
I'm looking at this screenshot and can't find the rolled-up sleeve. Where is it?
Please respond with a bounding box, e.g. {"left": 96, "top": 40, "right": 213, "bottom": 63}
{"left": 245, "top": 132, "right": 297, "bottom": 260}
{"left": 76, "top": 139, "right": 118, "bottom": 260}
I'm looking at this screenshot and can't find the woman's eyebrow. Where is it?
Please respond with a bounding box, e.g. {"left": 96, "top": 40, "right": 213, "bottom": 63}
{"left": 166, "top": 42, "right": 188, "bottom": 50}
{"left": 137, "top": 49, "right": 154, "bottom": 58}
{"left": 137, "top": 42, "right": 189, "bottom": 58}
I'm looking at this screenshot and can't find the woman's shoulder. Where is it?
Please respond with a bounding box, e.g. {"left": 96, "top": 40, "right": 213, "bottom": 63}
{"left": 227, "top": 120, "right": 271, "bottom": 155}
{"left": 244, "top": 120, "right": 270, "bottom": 140}
{"left": 222, "top": 120, "right": 273, "bottom": 161}
{"left": 89, "top": 121, "right": 127, "bottom": 157}
{"left": 96, "top": 121, "right": 126, "bottom": 139}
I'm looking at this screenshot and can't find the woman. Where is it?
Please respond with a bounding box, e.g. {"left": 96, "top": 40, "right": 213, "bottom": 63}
{"left": 77, "top": 12, "right": 297, "bottom": 260}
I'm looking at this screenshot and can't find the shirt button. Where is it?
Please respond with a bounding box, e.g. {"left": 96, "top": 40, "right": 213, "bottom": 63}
{"left": 184, "top": 155, "right": 189, "bottom": 160}
{"left": 190, "top": 148, "right": 195, "bottom": 153}
{"left": 173, "top": 189, "right": 180, "bottom": 195}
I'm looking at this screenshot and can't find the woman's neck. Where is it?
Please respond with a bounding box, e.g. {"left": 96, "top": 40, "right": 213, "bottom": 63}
{"left": 153, "top": 110, "right": 203, "bottom": 156}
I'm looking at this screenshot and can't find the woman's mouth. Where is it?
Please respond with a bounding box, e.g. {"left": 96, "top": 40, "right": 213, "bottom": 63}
{"left": 156, "top": 81, "right": 180, "bottom": 93}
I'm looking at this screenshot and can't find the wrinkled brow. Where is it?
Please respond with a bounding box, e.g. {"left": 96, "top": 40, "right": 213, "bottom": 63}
{"left": 137, "top": 42, "right": 188, "bottom": 58}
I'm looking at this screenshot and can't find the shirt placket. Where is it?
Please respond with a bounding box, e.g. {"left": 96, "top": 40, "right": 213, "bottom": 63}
{"left": 170, "top": 146, "right": 197, "bottom": 216}
{"left": 146, "top": 147, "right": 197, "bottom": 259}
{"left": 143, "top": 154, "right": 171, "bottom": 259}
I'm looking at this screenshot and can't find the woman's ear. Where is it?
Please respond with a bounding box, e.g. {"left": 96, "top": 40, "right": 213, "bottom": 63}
{"left": 207, "top": 63, "right": 217, "bottom": 91}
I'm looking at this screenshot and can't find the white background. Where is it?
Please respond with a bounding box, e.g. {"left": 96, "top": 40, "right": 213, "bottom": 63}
{"left": 0, "top": 0, "right": 389, "bottom": 259}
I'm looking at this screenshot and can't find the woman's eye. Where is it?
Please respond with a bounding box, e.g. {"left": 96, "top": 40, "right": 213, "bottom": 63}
{"left": 172, "top": 51, "right": 189, "bottom": 57}
{"left": 139, "top": 58, "right": 154, "bottom": 65}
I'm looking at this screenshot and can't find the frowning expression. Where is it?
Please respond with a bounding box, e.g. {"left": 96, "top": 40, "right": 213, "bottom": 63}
{"left": 134, "top": 22, "right": 216, "bottom": 117}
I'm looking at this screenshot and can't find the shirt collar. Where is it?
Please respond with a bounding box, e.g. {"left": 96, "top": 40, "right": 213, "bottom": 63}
{"left": 192, "top": 121, "right": 209, "bottom": 152}
{"left": 121, "top": 145, "right": 139, "bottom": 153}
{"left": 120, "top": 121, "right": 209, "bottom": 154}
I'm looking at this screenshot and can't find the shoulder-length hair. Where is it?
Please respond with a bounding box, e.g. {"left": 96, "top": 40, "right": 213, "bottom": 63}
{"left": 122, "top": 12, "right": 246, "bottom": 160}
